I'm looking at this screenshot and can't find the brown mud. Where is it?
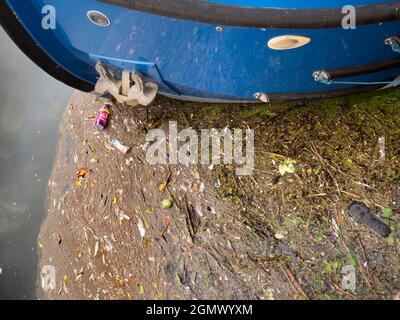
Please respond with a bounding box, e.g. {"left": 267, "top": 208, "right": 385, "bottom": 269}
{"left": 38, "top": 89, "right": 400, "bottom": 300}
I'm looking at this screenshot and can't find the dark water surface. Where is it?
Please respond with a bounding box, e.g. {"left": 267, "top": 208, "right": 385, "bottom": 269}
{"left": 0, "top": 27, "right": 72, "bottom": 299}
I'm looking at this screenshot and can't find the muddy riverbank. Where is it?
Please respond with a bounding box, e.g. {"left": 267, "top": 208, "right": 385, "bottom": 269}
{"left": 39, "top": 90, "right": 400, "bottom": 300}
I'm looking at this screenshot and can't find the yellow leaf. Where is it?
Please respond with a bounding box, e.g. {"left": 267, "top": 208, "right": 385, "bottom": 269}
{"left": 139, "top": 285, "right": 145, "bottom": 295}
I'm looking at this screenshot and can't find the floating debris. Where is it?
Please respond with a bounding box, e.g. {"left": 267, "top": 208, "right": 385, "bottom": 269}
{"left": 138, "top": 218, "right": 146, "bottom": 238}
{"left": 77, "top": 167, "right": 88, "bottom": 179}
{"left": 159, "top": 172, "right": 171, "bottom": 192}
{"left": 278, "top": 159, "right": 296, "bottom": 176}
{"left": 116, "top": 210, "right": 130, "bottom": 223}
{"left": 94, "top": 241, "right": 100, "bottom": 257}
{"left": 94, "top": 103, "right": 111, "bottom": 130}
{"left": 139, "top": 285, "right": 145, "bottom": 295}
{"left": 347, "top": 201, "right": 391, "bottom": 237}
{"left": 54, "top": 233, "right": 62, "bottom": 245}
{"left": 125, "top": 157, "right": 134, "bottom": 166}
{"left": 162, "top": 198, "right": 173, "bottom": 209}
{"left": 314, "top": 164, "right": 324, "bottom": 175}
{"left": 382, "top": 208, "right": 394, "bottom": 219}
{"left": 110, "top": 139, "right": 131, "bottom": 154}
{"left": 274, "top": 232, "right": 285, "bottom": 240}
{"left": 347, "top": 251, "right": 358, "bottom": 267}
{"left": 123, "top": 118, "right": 131, "bottom": 132}
{"left": 378, "top": 136, "right": 386, "bottom": 164}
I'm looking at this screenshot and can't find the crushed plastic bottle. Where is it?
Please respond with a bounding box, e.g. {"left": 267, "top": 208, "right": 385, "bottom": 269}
{"left": 110, "top": 139, "right": 131, "bottom": 154}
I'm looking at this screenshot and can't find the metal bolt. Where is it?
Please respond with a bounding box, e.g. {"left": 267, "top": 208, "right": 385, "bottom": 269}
{"left": 254, "top": 93, "right": 270, "bottom": 103}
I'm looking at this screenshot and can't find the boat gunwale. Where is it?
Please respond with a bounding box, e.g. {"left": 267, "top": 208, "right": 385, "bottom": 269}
{"left": 0, "top": 0, "right": 398, "bottom": 101}
{"left": 99, "top": 0, "right": 400, "bottom": 29}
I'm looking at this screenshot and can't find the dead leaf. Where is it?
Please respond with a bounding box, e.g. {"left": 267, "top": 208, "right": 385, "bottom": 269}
{"left": 54, "top": 233, "right": 62, "bottom": 245}
{"left": 77, "top": 167, "right": 88, "bottom": 179}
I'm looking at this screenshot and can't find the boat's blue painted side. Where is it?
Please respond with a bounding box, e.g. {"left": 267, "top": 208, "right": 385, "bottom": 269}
{"left": 3, "top": 0, "right": 400, "bottom": 101}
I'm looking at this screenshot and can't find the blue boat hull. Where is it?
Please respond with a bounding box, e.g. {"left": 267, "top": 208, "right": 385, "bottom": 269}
{"left": 2, "top": 0, "right": 400, "bottom": 102}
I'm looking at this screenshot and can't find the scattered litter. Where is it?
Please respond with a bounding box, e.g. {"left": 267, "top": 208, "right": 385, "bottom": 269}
{"left": 125, "top": 157, "right": 134, "bottom": 166}
{"left": 100, "top": 195, "right": 108, "bottom": 208}
{"left": 103, "top": 236, "right": 113, "bottom": 252}
{"left": 278, "top": 159, "right": 296, "bottom": 176}
{"left": 159, "top": 183, "right": 166, "bottom": 192}
{"left": 387, "top": 234, "right": 396, "bottom": 246}
{"left": 214, "top": 179, "right": 221, "bottom": 189}
{"left": 207, "top": 206, "right": 216, "bottom": 214}
{"left": 162, "top": 198, "right": 173, "bottom": 209}
{"left": 159, "top": 171, "right": 171, "bottom": 192}
{"left": 347, "top": 251, "right": 358, "bottom": 267}
{"left": 137, "top": 218, "right": 146, "bottom": 238}
{"left": 123, "top": 118, "right": 131, "bottom": 132}
{"left": 274, "top": 232, "right": 285, "bottom": 240}
{"left": 54, "top": 233, "right": 62, "bottom": 245}
{"left": 77, "top": 167, "right": 88, "bottom": 179}
{"left": 378, "top": 136, "right": 386, "bottom": 164}
{"left": 110, "top": 139, "right": 131, "bottom": 154}
{"left": 382, "top": 208, "right": 394, "bottom": 218}
{"left": 85, "top": 114, "right": 97, "bottom": 121}
{"left": 163, "top": 216, "right": 170, "bottom": 226}
{"left": 112, "top": 196, "right": 117, "bottom": 204}
{"left": 94, "top": 241, "right": 100, "bottom": 257}
{"left": 190, "top": 170, "right": 200, "bottom": 180}
{"left": 116, "top": 210, "right": 130, "bottom": 223}
{"left": 94, "top": 103, "right": 111, "bottom": 130}
{"left": 347, "top": 201, "right": 391, "bottom": 237}
{"left": 331, "top": 218, "right": 340, "bottom": 237}
{"left": 195, "top": 204, "right": 204, "bottom": 217}
{"left": 139, "top": 285, "right": 145, "bottom": 295}
{"left": 314, "top": 165, "right": 324, "bottom": 175}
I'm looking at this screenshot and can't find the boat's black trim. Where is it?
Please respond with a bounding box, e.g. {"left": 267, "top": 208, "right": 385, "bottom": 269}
{"left": 266, "top": 84, "right": 384, "bottom": 102}
{"left": 324, "top": 57, "right": 400, "bottom": 79}
{"left": 99, "top": 0, "right": 400, "bottom": 29}
{"left": 0, "top": 0, "right": 94, "bottom": 92}
{"left": 161, "top": 83, "right": 384, "bottom": 103}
